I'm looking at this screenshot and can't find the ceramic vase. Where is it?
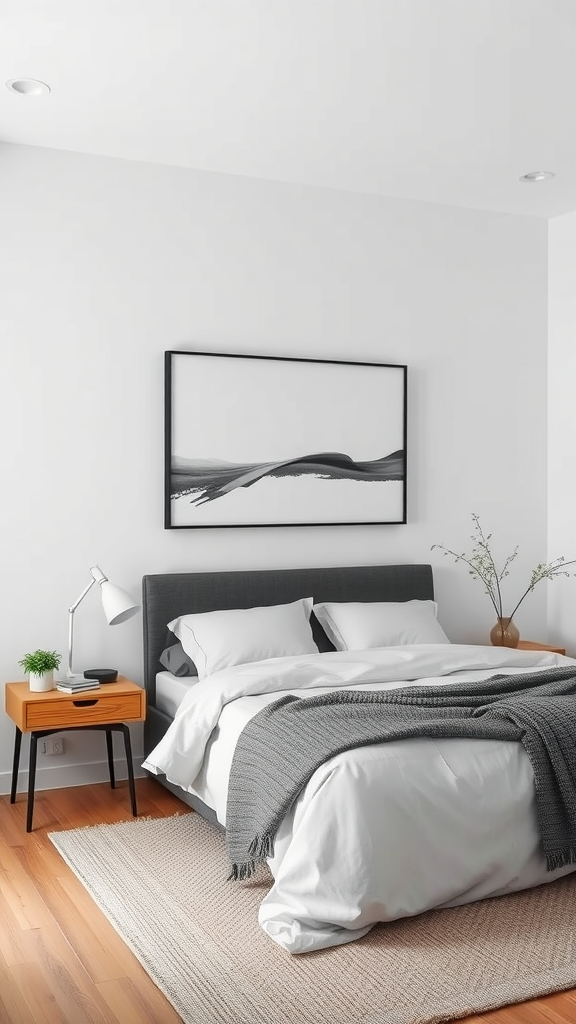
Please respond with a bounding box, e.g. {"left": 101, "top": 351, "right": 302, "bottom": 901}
{"left": 29, "top": 670, "right": 54, "bottom": 692}
{"left": 489, "top": 617, "right": 520, "bottom": 648}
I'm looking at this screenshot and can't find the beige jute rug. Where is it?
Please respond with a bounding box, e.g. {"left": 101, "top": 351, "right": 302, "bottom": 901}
{"left": 49, "top": 812, "right": 576, "bottom": 1024}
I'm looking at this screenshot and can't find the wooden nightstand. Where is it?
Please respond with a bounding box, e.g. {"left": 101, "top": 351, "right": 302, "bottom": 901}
{"left": 5, "top": 677, "right": 146, "bottom": 831}
{"left": 517, "top": 640, "right": 566, "bottom": 655}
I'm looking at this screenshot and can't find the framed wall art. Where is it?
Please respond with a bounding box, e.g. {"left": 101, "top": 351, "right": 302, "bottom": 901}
{"left": 165, "top": 350, "right": 407, "bottom": 529}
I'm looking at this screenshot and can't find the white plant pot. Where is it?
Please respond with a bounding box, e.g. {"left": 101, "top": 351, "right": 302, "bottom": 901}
{"left": 29, "top": 670, "right": 54, "bottom": 692}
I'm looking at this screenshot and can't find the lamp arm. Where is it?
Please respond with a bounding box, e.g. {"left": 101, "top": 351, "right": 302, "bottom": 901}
{"left": 67, "top": 577, "right": 97, "bottom": 677}
{"left": 68, "top": 577, "right": 97, "bottom": 615}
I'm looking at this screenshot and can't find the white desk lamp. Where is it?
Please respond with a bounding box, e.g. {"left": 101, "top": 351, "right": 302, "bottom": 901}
{"left": 68, "top": 565, "right": 139, "bottom": 680}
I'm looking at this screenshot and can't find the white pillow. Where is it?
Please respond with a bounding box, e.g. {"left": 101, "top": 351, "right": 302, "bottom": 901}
{"left": 168, "top": 597, "right": 318, "bottom": 680}
{"left": 313, "top": 600, "right": 450, "bottom": 651}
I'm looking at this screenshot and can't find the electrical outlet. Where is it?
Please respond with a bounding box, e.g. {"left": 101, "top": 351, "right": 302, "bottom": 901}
{"left": 40, "top": 738, "right": 64, "bottom": 756}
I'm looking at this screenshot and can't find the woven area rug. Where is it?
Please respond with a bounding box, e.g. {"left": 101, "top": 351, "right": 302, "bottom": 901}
{"left": 49, "top": 812, "right": 576, "bottom": 1024}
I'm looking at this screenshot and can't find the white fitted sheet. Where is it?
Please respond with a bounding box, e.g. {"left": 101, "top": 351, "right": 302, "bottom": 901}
{"left": 155, "top": 670, "right": 198, "bottom": 718}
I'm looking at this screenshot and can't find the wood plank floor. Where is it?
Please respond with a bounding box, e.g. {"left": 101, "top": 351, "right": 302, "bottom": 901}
{"left": 0, "top": 778, "right": 575, "bottom": 1024}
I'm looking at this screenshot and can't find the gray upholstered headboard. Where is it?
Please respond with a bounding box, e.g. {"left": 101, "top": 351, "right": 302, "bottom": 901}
{"left": 142, "top": 563, "right": 434, "bottom": 705}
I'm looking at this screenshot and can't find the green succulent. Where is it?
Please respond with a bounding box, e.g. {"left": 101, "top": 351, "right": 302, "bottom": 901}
{"left": 18, "top": 649, "right": 62, "bottom": 675}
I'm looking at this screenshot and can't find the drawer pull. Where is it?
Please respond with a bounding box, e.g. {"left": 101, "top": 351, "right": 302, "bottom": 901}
{"left": 73, "top": 699, "right": 99, "bottom": 707}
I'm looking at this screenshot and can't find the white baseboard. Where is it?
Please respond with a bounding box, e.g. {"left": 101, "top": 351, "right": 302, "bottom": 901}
{"left": 0, "top": 757, "right": 147, "bottom": 795}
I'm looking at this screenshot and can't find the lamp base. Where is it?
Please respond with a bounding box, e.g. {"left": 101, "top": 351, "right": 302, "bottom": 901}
{"left": 83, "top": 669, "right": 118, "bottom": 683}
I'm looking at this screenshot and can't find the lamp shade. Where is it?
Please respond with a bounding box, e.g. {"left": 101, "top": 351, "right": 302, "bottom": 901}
{"left": 99, "top": 580, "right": 139, "bottom": 625}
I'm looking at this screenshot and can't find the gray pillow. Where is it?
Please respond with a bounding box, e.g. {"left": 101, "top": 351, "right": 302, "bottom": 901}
{"left": 159, "top": 640, "right": 197, "bottom": 677}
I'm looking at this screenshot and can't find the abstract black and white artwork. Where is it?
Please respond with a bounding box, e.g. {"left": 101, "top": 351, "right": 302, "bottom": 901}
{"left": 165, "top": 351, "right": 407, "bottom": 529}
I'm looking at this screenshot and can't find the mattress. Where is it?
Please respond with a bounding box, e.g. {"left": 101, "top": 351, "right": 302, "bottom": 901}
{"left": 155, "top": 670, "right": 197, "bottom": 718}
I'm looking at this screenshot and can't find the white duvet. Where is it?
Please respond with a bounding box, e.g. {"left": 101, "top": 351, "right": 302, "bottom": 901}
{"left": 142, "top": 644, "right": 576, "bottom": 953}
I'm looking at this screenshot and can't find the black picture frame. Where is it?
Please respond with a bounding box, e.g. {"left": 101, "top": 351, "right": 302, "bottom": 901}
{"left": 165, "top": 350, "right": 407, "bottom": 529}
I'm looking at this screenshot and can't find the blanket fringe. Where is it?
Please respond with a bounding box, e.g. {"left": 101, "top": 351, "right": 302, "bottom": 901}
{"left": 228, "top": 860, "right": 257, "bottom": 881}
{"left": 546, "top": 848, "right": 576, "bottom": 872}
{"left": 248, "top": 832, "right": 275, "bottom": 861}
{"left": 228, "top": 832, "right": 276, "bottom": 882}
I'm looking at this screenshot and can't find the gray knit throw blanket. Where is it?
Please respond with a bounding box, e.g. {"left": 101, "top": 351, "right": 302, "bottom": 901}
{"left": 225, "top": 666, "right": 576, "bottom": 879}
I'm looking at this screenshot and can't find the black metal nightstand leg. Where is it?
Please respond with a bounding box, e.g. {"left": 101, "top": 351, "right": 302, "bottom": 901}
{"left": 120, "top": 725, "right": 137, "bottom": 816}
{"left": 105, "top": 729, "right": 116, "bottom": 789}
{"left": 10, "top": 727, "right": 22, "bottom": 804}
{"left": 27, "top": 733, "right": 39, "bottom": 832}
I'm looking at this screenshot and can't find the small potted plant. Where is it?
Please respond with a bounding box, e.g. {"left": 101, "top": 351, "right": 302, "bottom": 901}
{"left": 18, "top": 649, "right": 62, "bottom": 692}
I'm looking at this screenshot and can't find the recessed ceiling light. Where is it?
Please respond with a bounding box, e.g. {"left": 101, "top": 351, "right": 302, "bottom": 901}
{"left": 519, "top": 170, "right": 555, "bottom": 183}
{"left": 5, "top": 78, "right": 51, "bottom": 97}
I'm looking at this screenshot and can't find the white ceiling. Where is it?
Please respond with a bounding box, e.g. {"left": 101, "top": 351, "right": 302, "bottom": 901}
{"left": 1, "top": 0, "right": 576, "bottom": 219}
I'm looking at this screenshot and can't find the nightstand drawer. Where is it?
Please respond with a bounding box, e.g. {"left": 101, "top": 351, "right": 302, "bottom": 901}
{"left": 25, "top": 691, "right": 144, "bottom": 729}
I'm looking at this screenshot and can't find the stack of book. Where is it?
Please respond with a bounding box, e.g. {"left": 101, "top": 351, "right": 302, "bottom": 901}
{"left": 56, "top": 677, "right": 101, "bottom": 694}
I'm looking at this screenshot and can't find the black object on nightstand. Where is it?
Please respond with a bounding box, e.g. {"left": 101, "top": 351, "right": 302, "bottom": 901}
{"left": 84, "top": 669, "right": 118, "bottom": 683}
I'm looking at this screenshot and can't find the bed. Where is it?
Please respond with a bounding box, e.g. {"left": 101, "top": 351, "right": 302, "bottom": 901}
{"left": 142, "top": 563, "right": 434, "bottom": 823}
{"left": 141, "top": 563, "right": 576, "bottom": 953}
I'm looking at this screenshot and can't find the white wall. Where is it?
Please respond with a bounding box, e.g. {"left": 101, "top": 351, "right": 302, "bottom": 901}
{"left": 547, "top": 211, "right": 576, "bottom": 649}
{"left": 0, "top": 142, "right": 551, "bottom": 793}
